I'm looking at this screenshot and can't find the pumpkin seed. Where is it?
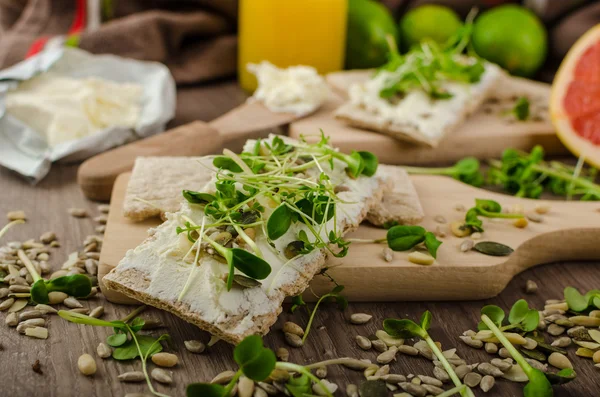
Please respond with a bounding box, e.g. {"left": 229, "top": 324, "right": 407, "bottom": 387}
{"left": 233, "top": 275, "right": 261, "bottom": 289}
{"left": 536, "top": 341, "right": 567, "bottom": 355}
{"left": 474, "top": 241, "right": 514, "bottom": 256}
{"left": 150, "top": 368, "right": 173, "bottom": 384}
{"left": 356, "top": 335, "right": 372, "bottom": 350}
{"left": 570, "top": 315, "right": 600, "bottom": 327}
{"left": 118, "top": 371, "right": 145, "bottom": 382}
{"left": 576, "top": 348, "right": 595, "bottom": 358}
{"left": 282, "top": 321, "right": 304, "bottom": 336}
{"left": 480, "top": 375, "right": 495, "bottom": 392}
{"left": 554, "top": 318, "right": 574, "bottom": 327}
{"left": 359, "top": 380, "right": 387, "bottom": 397}
{"left": 548, "top": 352, "right": 572, "bottom": 369}
{"left": 350, "top": 313, "right": 372, "bottom": 325}
{"left": 545, "top": 302, "right": 569, "bottom": 311}
{"left": 8, "top": 299, "right": 28, "bottom": 312}
{"left": 520, "top": 348, "right": 546, "bottom": 362}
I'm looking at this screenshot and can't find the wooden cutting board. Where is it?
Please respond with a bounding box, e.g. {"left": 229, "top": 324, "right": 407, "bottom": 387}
{"left": 289, "top": 71, "right": 568, "bottom": 165}
{"left": 98, "top": 173, "right": 600, "bottom": 304}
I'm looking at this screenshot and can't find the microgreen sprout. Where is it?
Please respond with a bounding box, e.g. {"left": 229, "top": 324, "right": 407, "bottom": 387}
{"left": 17, "top": 249, "right": 91, "bottom": 304}
{"left": 401, "top": 158, "right": 484, "bottom": 187}
{"left": 463, "top": 199, "right": 524, "bottom": 233}
{"left": 186, "top": 335, "right": 333, "bottom": 397}
{"left": 564, "top": 286, "right": 600, "bottom": 312}
{"left": 383, "top": 311, "right": 474, "bottom": 397}
{"left": 351, "top": 225, "right": 443, "bottom": 258}
{"left": 301, "top": 285, "right": 347, "bottom": 343}
{"left": 59, "top": 308, "right": 171, "bottom": 397}
{"left": 176, "top": 134, "right": 380, "bottom": 291}
{"left": 0, "top": 219, "right": 24, "bottom": 241}
{"left": 513, "top": 97, "right": 530, "bottom": 121}
{"left": 478, "top": 299, "right": 539, "bottom": 332}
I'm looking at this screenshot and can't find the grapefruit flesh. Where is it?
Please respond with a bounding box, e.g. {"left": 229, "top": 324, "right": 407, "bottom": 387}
{"left": 551, "top": 25, "right": 600, "bottom": 167}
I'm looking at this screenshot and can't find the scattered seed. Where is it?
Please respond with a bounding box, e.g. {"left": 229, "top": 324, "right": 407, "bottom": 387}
{"left": 555, "top": 318, "right": 574, "bottom": 327}
{"left": 547, "top": 324, "right": 565, "bottom": 336}
{"left": 545, "top": 301, "right": 569, "bottom": 311}
{"left": 526, "top": 212, "right": 543, "bottom": 223}
{"left": 534, "top": 204, "right": 550, "bottom": 214}
{"left": 434, "top": 215, "right": 447, "bottom": 224}
{"left": 238, "top": 376, "right": 255, "bottom": 397}
{"left": 284, "top": 332, "right": 303, "bottom": 348}
{"left": 350, "top": 313, "right": 373, "bottom": 325}
{"left": 96, "top": 342, "right": 112, "bottom": 358}
{"left": 490, "top": 358, "right": 512, "bottom": 372}
{"left": 399, "top": 382, "right": 427, "bottom": 397}
{"left": 407, "top": 251, "right": 434, "bottom": 265}
{"left": 48, "top": 291, "right": 68, "bottom": 304}
{"left": 118, "top": 371, "right": 145, "bottom": 382}
{"left": 9, "top": 276, "right": 28, "bottom": 286}
{"left": 414, "top": 340, "right": 434, "bottom": 360}
{"left": 381, "top": 247, "right": 393, "bottom": 262}
{"left": 523, "top": 337, "right": 538, "bottom": 350}
{"left": 568, "top": 326, "right": 592, "bottom": 341}
{"left": 39, "top": 232, "right": 56, "bottom": 244}
{"left": 151, "top": 352, "right": 178, "bottom": 368}
{"left": 7, "top": 210, "right": 26, "bottom": 221}
{"left": 548, "top": 352, "right": 572, "bottom": 369}
{"left": 5, "top": 312, "right": 19, "bottom": 327}
{"left": 454, "top": 204, "right": 466, "bottom": 212}
{"left": 460, "top": 239, "right": 474, "bottom": 252}
{"left": 97, "top": 204, "right": 110, "bottom": 213}
{"left": 454, "top": 365, "right": 471, "bottom": 380}
{"left": 433, "top": 366, "right": 450, "bottom": 383}
{"left": 397, "top": 345, "right": 419, "bottom": 356}
{"left": 93, "top": 215, "right": 108, "bottom": 224}
{"left": 474, "top": 241, "right": 514, "bottom": 256}
{"left": 275, "top": 347, "right": 289, "bottom": 362}
{"left": 576, "top": 348, "right": 595, "bottom": 358}
{"left": 84, "top": 259, "right": 98, "bottom": 276}
{"left": 470, "top": 232, "right": 482, "bottom": 240}
{"left": 0, "top": 298, "right": 15, "bottom": 311}
{"left": 434, "top": 225, "right": 446, "bottom": 238}
{"left": 8, "top": 299, "right": 28, "bottom": 312}
{"left": 269, "top": 368, "right": 290, "bottom": 382}
{"left": 356, "top": 335, "right": 372, "bottom": 350}
{"left": 551, "top": 337, "right": 572, "bottom": 348}
{"left": 282, "top": 321, "right": 304, "bottom": 336}
{"left": 31, "top": 359, "right": 43, "bottom": 375}
{"left": 498, "top": 348, "right": 511, "bottom": 358}
{"left": 150, "top": 368, "right": 172, "bottom": 384}
{"left": 477, "top": 362, "right": 504, "bottom": 377}
{"left": 480, "top": 375, "right": 495, "bottom": 392}
{"left": 372, "top": 339, "right": 388, "bottom": 353}
{"left": 19, "top": 310, "right": 43, "bottom": 321}
{"left": 417, "top": 375, "right": 442, "bottom": 387}
{"left": 63, "top": 297, "right": 83, "bottom": 309}
{"left": 211, "top": 370, "right": 236, "bottom": 384}
{"left": 570, "top": 315, "right": 600, "bottom": 327}
{"left": 524, "top": 280, "right": 538, "bottom": 294}
{"left": 450, "top": 221, "right": 471, "bottom": 237}
{"left": 258, "top": 382, "right": 278, "bottom": 395}
{"left": 573, "top": 340, "right": 600, "bottom": 350}
{"left": 50, "top": 241, "right": 60, "bottom": 247}
{"left": 69, "top": 308, "right": 90, "bottom": 315}
{"left": 376, "top": 330, "right": 404, "bottom": 347}
{"left": 460, "top": 335, "right": 483, "bottom": 348}
{"left": 484, "top": 342, "right": 498, "bottom": 354}
{"left": 184, "top": 340, "right": 206, "bottom": 354}
{"left": 377, "top": 346, "right": 398, "bottom": 364}
{"left": 87, "top": 306, "right": 104, "bottom": 319}
{"left": 68, "top": 208, "right": 88, "bottom": 218}
{"left": 593, "top": 350, "right": 600, "bottom": 363}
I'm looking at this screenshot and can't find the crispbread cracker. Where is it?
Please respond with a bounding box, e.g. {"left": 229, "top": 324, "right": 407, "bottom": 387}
{"left": 122, "top": 158, "right": 424, "bottom": 225}
{"left": 123, "top": 157, "right": 213, "bottom": 221}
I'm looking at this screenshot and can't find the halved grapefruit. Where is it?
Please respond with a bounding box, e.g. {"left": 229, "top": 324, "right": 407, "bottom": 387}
{"left": 550, "top": 24, "right": 600, "bottom": 168}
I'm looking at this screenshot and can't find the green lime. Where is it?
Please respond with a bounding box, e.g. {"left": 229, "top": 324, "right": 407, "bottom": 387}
{"left": 345, "top": 0, "right": 398, "bottom": 69}
{"left": 399, "top": 5, "right": 462, "bottom": 52}
{"left": 472, "top": 5, "right": 547, "bottom": 77}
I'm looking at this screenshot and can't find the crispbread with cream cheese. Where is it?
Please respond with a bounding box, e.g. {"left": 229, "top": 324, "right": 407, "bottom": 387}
{"left": 104, "top": 136, "right": 393, "bottom": 344}
{"left": 335, "top": 63, "right": 504, "bottom": 147}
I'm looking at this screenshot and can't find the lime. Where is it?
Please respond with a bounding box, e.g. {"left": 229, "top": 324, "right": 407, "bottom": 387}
{"left": 345, "top": 0, "right": 398, "bottom": 69}
{"left": 473, "top": 5, "right": 547, "bottom": 77}
{"left": 399, "top": 5, "right": 462, "bottom": 52}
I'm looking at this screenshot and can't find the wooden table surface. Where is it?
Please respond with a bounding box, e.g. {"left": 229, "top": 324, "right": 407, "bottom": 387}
{"left": 1, "top": 82, "right": 599, "bottom": 397}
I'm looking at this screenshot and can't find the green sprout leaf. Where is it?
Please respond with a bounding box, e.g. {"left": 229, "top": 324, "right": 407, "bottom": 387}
{"left": 401, "top": 157, "right": 484, "bottom": 187}
{"left": 290, "top": 295, "right": 306, "bottom": 313}
{"left": 183, "top": 190, "right": 216, "bottom": 205}
{"left": 386, "top": 226, "right": 426, "bottom": 251}
{"left": 423, "top": 232, "right": 442, "bottom": 259}
{"left": 58, "top": 310, "right": 126, "bottom": 329}
{"left": 383, "top": 318, "right": 425, "bottom": 339}
{"left": 358, "top": 151, "right": 379, "bottom": 177}
{"left": 113, "top": 334, "right": 166, "bottom": 360}
{"left": 477, "top": 305, "right": 505, "bottom": 330}
{"left": 564, "top": 286, "right": 590, "bottom": 312}
{"left": 233, "top": 335, "right": 276, "bottom": 381}
{"left": 187, "top": 383, "right": 226, "bottom": 397}
{"left": 508, "top": 299, "right": 539, "bottom": 332}
{"left": 286, "top": 373, "right": 312, "bottom": 397}
{"left": 420, "top": 311, "right": 432, "bottom": 331}
{"left": 513, "top": 97, "right": 530, "bottom": 121}
{"left": 267, "top": 204, "right": 292, "bottom": 240}
{"left": 475, "top": 199, "right": 502, "bottom": 213}
{"left": 107, "top": 332, "right": 128, "bottom": 347}
{"left": 30, "top": 274, "right": 92, "bottom": 304}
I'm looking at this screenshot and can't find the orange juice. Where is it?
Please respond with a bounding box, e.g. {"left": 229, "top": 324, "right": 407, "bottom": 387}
{"left": 238, "top": 0, "right": 348, "bottom": 92}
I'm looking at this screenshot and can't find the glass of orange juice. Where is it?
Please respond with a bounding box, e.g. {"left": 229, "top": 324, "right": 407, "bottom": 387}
{"left": 238, "top": 0, "right": 348, "bottom": 92}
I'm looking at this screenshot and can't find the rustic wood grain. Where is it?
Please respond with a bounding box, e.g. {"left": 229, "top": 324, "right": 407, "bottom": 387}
{"left": 1, "top": 82, "right": 599, "bottom": 397}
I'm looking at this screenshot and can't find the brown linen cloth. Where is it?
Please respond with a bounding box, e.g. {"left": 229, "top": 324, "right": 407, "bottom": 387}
{"left": 0, "top": 0, "right": 238, "bottom": 85}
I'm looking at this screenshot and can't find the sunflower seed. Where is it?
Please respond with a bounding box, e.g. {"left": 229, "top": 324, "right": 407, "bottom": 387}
{"left": 377, "top": 346, "right": 398, "bottom": 364}
{"left": 118, "top": 371, "right": 145, "bottom": 382}
{"left": 0, "top": 298, "right": 15, "bottom": 311}
{"left": 276, "top": 347, "right": 289, "bottom": 361}
{"left": 474, "top": 241, "right": 514, "bottom": 256}
{"left": 84, "top": 259, "right": 98, "bottom": 276}
{"left": 9, "top": 285, "right": 30, "bottom": 293}
{"left": 87, "top": 306, "right": 104, "bottom": 319}
{"left": 211, "top": 371, "right": 236, "bottom": 384}
{"left": 25, "top": 327, "right": 48, "bottom": 339}
{"left": 68, "top": 208, "right": 88, "bottom": 218}
{"left": 450, "top": 221, "right": 472, "bottom": 237}
{"left": 282, "top": 321, "right": 304, "bottom": 336}
{"left": 372, "top": 339, "right": 388, "bottom": 352}
{"left": 525, "top": 280, "right": 538, "bottom": 294}
{"left": 8, "top": 299, "right": 28, "bottom": 312}
{"left": 523, "top": 338, "right": 538, "bottom": 350}
{"left": 258, "top": 382, "right": 278, "bottom": 395}
{"left": 382, "top": 247, "right": 393, "bottom": 262}
{"left": 573, "top": 340, "right": 600, "bottom": 350}
{"left": 0, "top": 288, "right": 9, "bottom": 299}
{"left": 460, "top": 335, "right": 483, "bottom": 348}
{"left": 498, "top": 348, "right": 511, "bottom": 358}
{"left": 570, "top": 315, "right": 600, "bottom": 327}
{"left": 268, "top": 369, "right": 290, "bottom": 382}
{"left": 93, "top": 215, "right": 108, "bottom": 224}
{"left": 490, "top": 358, "right": 512, "bottom": 372}
{"left": 376, "top": 330, "right": 404, "bottom": 347}
{"left": 526, "top": 212, "right": 543, "bottom": 223}
{"left": 547, "top": 324, "right": 565, "bottom": 336}
{"left": 551, "top": 337, "right": 572, "bottom": 348}
{"left": 238, "top": 376, "right": 255, "bottom": 397}
{"left": 350, "top": 313, "right": 372, "bottom": 325}
{"left": 184, "top": 340, "right": 206, "bottom": 354}
{"left": 460, "top": 239, "right": 474, "bottom": 252}
{"left": 63, "top": 297, "right": 83, "bottom": 308}
{"left": 5, "top": 312, "right": 19, "bottom": 327}
{"left": 525, "top": 358, "right": 547, "bottom": 371}
{"left": 151, "top": 368, "right": 173, "bottom": 384}
{"left": 548, "top": 352, "right": 572, "bottom": 369}
{"left": 414, "top": 340, "right": 434, "bottom": 360}
{"left": 7, "top": 210, "right": 26, "bottom": 221}
{"left": 408, "top": 251, "right": 435, "bottom": 265}
{"left": 48, "top": 291, "right": 68, "bottom": 304}
{"left": 97, "top": 342, "right": 111, "bottom": 358}
{"left": 423, "top": 384, "right": 444, "bottom": 395}
{"left": 477, "top": 362, "right": 504, "bottom": 377}
{"left": 381, "top": 374, "right": 406, "bottom": 383}
{"left": 346, "top": 384, "right": 358, "bottom": 397}
{"left": 417, "top": 375, "right": 442, "bottom": 387}
{"left": 356, "top": 335, "right": 372, "bottom": 350}
{"left": 9, "top": 276, "right": 28, "bottom": 286}
{"left": 480, "top": 375, "right": 495, "bottom": 392}
{"left": 69, "top": 308, "right": 90, "bottom": 315}
{"left": 398, "top": 345, "right": 419, "bottom": 356}
{"left": 454, "top": 365, "right": 471, "bottom": 380}
{"left": 433, "top": 366, "right": 450, "bottom": 382}
{"left": 152, "top": 352, "right": 178, "bottom": 368}
{"left": 545, "top": 302, "right": 569, "bottom": 311}
{"left": 434, "top": 215, "right": 447, "bottom": 224}
{"left": 399, "top": 382, "right": 427, "bottom": 397}
{"left": 484, "top": 342, "right": 498, "bottom": 354}
{"left": 593, "top": 350, "right": 600, "bottom": 363}
{"left": 39, "top": 232, "right": 56, "bottom": 244}
{"left": 284, "top": 332, "right": 303, "bottom": 348}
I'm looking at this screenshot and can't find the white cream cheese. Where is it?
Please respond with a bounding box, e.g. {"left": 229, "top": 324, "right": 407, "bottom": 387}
{"left": 347, "top": 61, "right": 502, "bottom": 140}
{"left": 5, "top": 72, "right": 143, "bottom": 146}
{"left": 247, "top": 61, "right": 329, "bottom": 116}
{"left": 116, "top": 135, "right": 382, "bottom": 337}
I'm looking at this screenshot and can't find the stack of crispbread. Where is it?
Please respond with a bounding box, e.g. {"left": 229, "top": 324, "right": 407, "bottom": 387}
{"left": 104, "top": 136, "right": 424, "bottom": 344}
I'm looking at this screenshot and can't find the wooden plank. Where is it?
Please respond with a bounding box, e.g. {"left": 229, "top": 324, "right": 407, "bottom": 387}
{"left": 98, "top": 172, "right": 600, "bottom": 304}
{"left": 289, "top": 72, "right": 568, "bottom": 165}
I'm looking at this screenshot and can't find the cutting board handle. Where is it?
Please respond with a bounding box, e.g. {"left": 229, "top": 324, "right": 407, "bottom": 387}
{"left": 77, "top": 121, "right": 224, "bottom": 201}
